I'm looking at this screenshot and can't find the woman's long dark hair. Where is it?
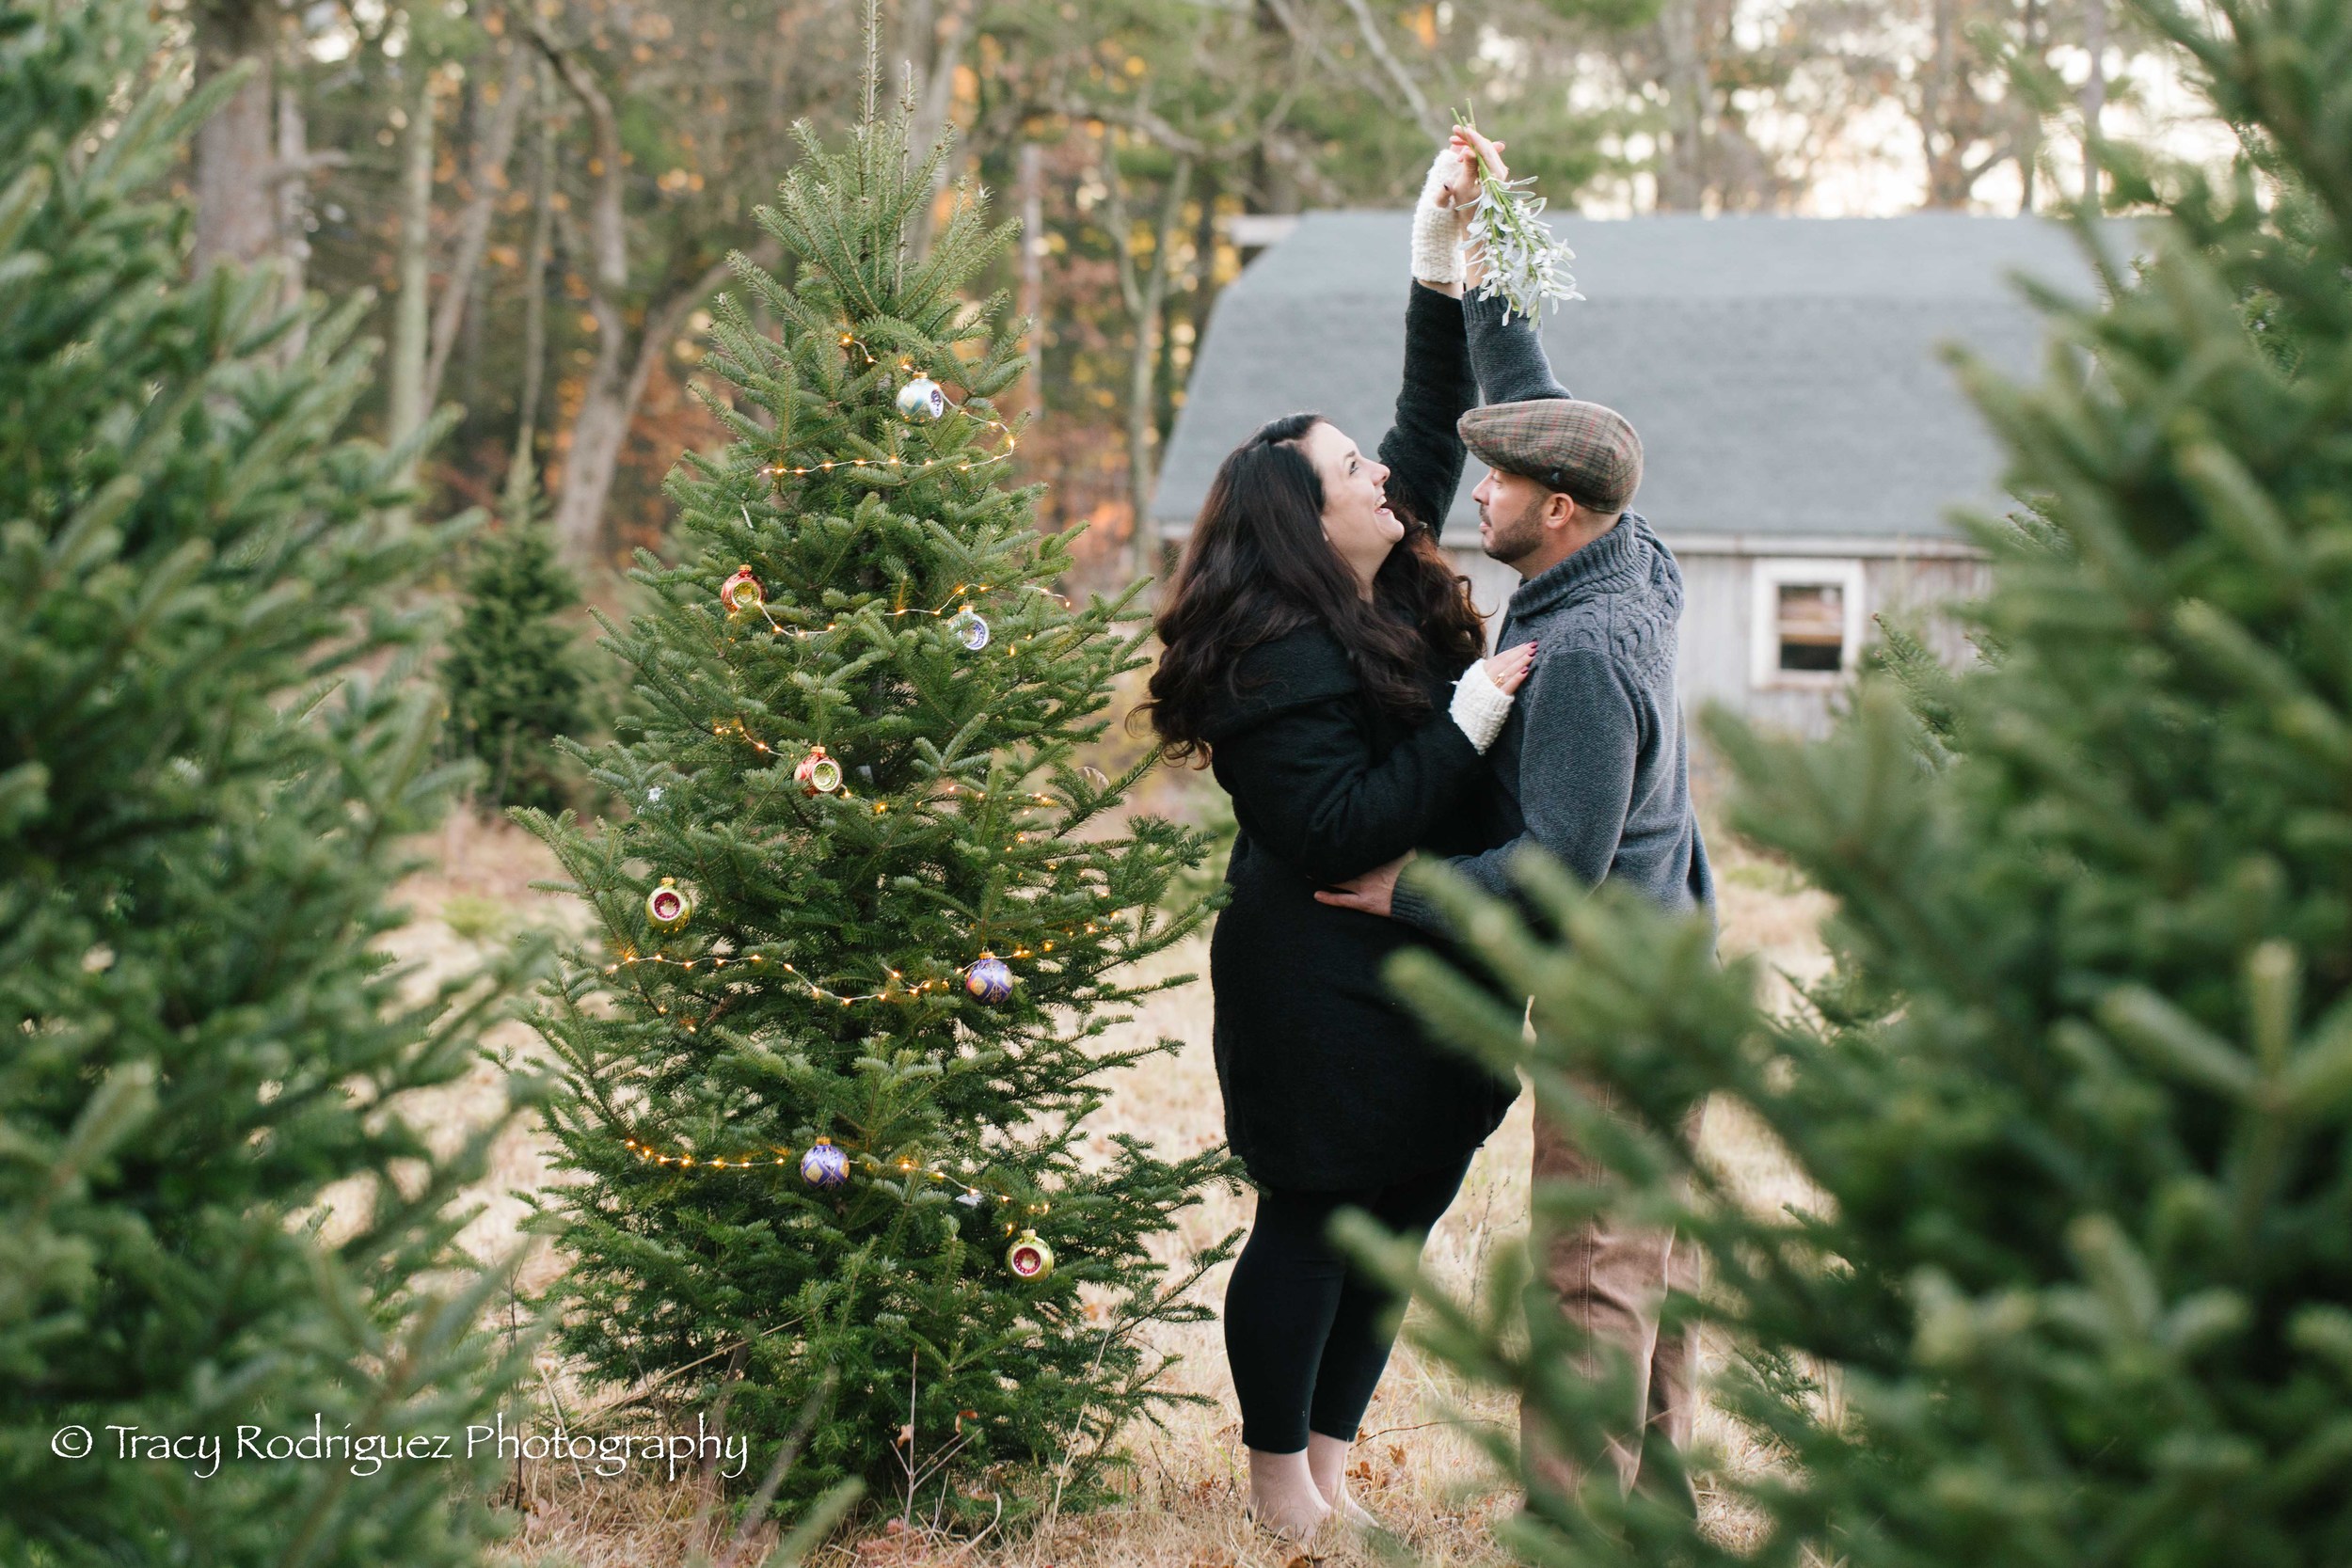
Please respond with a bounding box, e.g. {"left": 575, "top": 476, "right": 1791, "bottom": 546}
{"left": 1142, "top": 412, "right": 1486, "bottom": 765}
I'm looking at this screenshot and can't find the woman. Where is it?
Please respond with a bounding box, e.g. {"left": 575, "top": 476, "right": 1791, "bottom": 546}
{"left": 1143, "top": 134, "right": 1531, "bottom": 1538}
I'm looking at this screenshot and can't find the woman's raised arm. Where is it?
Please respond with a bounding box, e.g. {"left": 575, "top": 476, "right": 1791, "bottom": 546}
{"left": 1377, "top": 135, "right": 1522, "bottom": 536}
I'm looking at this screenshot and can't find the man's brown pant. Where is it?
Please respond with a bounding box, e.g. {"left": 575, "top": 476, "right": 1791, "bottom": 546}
{"left": 1522, "top": 1084, "right": 1701, "bottom": 1513}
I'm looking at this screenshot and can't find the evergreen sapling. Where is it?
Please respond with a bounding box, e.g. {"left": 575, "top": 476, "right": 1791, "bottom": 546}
{"left": 442, "top": 494, "right": 591, "bottom": 813}
{"left": 0, "top": 2, "right": 544, "bottom": 1560}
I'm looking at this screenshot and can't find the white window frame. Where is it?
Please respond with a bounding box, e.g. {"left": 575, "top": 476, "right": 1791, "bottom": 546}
{"left": 1750, "top": 557, "right": 1867, "bottom": 689}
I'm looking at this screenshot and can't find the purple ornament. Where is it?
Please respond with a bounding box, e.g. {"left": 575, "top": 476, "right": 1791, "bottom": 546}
{"left": 800, "top": 1138, "right": 850, "bottom": 1190}
{"left": 964, "top": 956, "right": 1014, "bottom": 1004}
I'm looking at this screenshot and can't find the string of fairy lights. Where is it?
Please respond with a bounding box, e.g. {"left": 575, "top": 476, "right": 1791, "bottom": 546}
{"left": 752, "top": 337, "right": 1020, "bottom": 483}
{"left": 602, "top": 914, "right": 1111, "bottom": 1009}
{"left": 620, "top": 1132, "right": 1049, "bottom": 1217}
{"left": 618, "top": 1130, "right": 1061, "bottom": 1277}
{"left": 719, "top": 562, "right": 1073, "bottom": 657}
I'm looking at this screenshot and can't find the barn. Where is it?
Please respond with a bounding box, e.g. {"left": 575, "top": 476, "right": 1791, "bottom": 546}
{"left": 1151, "top": 211, "right": 2101, "bottom": 738}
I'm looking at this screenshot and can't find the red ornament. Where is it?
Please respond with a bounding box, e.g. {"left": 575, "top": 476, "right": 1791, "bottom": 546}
{"left": 794, "top": 745, "right": 843, "bottom": 797}
{"left": 721, "top": 564, "right": 763, "bottom": 614}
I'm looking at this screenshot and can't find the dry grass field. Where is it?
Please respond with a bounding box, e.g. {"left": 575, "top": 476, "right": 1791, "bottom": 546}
{"left": 375, "top": 794, "right": 1832, "bottom": 1568}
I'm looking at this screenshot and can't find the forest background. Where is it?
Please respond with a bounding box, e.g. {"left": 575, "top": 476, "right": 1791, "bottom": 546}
{"left": 184, "top": 0, "right": 2218, "bottom": 590}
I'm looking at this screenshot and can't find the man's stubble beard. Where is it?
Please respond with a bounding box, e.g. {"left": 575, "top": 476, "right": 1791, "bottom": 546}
{"left": 1479, "top": 493, "right": 1548, "bottom": 566}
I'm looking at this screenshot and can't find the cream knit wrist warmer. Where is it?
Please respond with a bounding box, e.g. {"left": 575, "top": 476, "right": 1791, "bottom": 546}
{"left": 1411, "top": 150, "right": 1471, "bottom": 285}
{"left": 1449, "top": 659, "right": 1515, "bottom": 753}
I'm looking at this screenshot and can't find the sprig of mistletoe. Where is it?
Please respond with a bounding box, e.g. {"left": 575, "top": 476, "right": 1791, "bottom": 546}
{"left": 1453, "top": 104, "right": 1581, "bottom": 321}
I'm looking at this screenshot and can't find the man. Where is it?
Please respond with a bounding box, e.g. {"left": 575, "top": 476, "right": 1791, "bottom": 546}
{"left": 1315, "top": 182, "right": 1715, "bottom": 1508}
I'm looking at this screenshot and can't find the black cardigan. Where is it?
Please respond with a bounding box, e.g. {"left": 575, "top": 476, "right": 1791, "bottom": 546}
{"left": 1199, "top": 284, "right": 1518, "bottom": 1193}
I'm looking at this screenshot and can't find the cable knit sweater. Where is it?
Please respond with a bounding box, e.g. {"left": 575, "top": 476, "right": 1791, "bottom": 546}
{"left": 1391, "top": 293, "right": 1716, "bottom": 935}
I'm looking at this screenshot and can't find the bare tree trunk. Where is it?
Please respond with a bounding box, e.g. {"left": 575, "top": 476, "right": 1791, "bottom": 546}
{"left": 2081, "top": 0, "right": 2107, "bottom": 203}
{"left": 532, "top": 20, "right": 633, "bottom": 563}
{"left": 2019, "top": 0, "right": 2044, "bottom": 212}
{"left": 424, "top": 42, "right": 532, "bottom": 414}
{"left": 902, "top": 0, "right": 974, "bottom": 256}
{"left": 1105, "top": 146, "right": 1193, "bottom": 582}
{"left": 276, "top": 81, "right": 310, "bottom": 354}
{"left": 2081, "top": 0, "right": 2107, "bottom": 129}
{"left": 1918, "top": 0, "right": 1971, "bottom": 207}
{"left": 1250, "top": 2, "right": 1302, "bottom": 215}
{"left": 193, "top": 0, "right": 278, "bottom": 270}
{"left": 387, "top": 67, "right": 437, "bottom": 525}
{"left": 1017, "top": 142, "right": 1044, "bottom": 400}
{"left": 504, "top": 63, "right": 558, "bottom": 519}
{"left": 1176, "top": 165, "right": 1219, "bottom": 432}
{"left": 531, "top": 17, "right": 740, "bottom": 565}
{"left": 1654, "top": 0, "right": 1710, "bottom": 210}
{"left": 551, "top": 263, "right": 732, "bottom": 562}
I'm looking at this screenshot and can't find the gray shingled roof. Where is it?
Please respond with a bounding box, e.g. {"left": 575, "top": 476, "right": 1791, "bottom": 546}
{"left": 1152, "top": 211, "right": 2101, "bottom": 544}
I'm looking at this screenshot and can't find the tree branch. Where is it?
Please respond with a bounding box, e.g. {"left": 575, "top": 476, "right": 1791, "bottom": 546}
{"left": 1098, "top": 126, "right": 1146, "bottom": 321}
{"left": 425, "top": 41, "right": 532, "bottom": 411}
{"left": 1336, "top": 0, "right": 1443, "bottom": 137}
{"left": 520, "top": 11, "right": 625, "bottom": 295}
{"left": 624, "top": 250, "right": 754, "bottom": 416}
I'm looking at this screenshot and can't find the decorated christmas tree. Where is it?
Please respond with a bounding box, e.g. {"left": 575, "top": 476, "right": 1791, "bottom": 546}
{"left": 516, "top": 42, "right": 1229, "bottom": 1519}
{"left": 1356, "top": 0, "right": 2352, "bottom": 1562}
{"left": 0, "top": 0, "right": 539, "bottom": 1560}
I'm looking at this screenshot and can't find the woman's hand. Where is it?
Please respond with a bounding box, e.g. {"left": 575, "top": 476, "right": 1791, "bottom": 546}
{"left": 1484, "top": 639, "right": 1536, "bottom": 695}
{"left": 1446, "top": 126, "right": 1507, "bottom": 290}
{"left": 1442, "top": 126, "right": 1507, "bottom": 209}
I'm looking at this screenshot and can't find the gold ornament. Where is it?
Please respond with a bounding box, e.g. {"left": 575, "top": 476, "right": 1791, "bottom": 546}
{"left": 1006, "top": 1228, "right": 1055, "bottom": 1280}
{"left": 645, "top": 878, "right": 693, "bottom": 931}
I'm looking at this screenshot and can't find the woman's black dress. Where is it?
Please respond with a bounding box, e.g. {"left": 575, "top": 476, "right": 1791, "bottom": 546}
{"left": 1199, "top": 284, "right": 1519, "bottom": 1194}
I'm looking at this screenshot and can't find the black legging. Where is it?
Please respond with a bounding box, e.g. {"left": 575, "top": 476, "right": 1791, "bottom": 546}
{"left": 1224, "top": 1148, "right": 1477, "bottom": 1452}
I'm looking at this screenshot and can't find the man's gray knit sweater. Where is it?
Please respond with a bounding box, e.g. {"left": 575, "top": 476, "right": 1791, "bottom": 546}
{"left": 1391, "top": 293, "right": 1716, "bottom": 935}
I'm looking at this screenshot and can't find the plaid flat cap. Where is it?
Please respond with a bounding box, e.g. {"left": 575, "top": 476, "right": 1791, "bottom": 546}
{"left": 1458, "top": 397, "right": 1644, "bottom": 515}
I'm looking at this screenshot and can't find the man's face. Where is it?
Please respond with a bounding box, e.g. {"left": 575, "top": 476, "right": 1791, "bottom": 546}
{"left": 1474, "top": 468, "right": 1553, "bottom": 566}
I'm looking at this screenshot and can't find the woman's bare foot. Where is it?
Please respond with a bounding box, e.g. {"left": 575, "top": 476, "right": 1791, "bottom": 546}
{"left": 1246, "top": 1447, "right": 1333, "bottom": 1540}
{"left": 1306, "top": 1433, "right": 1382, "bottom": 1531}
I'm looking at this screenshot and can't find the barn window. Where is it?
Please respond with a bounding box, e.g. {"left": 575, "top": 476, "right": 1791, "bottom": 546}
{"left": 1751, "top": 559, "right": 1867, "bottom": 688}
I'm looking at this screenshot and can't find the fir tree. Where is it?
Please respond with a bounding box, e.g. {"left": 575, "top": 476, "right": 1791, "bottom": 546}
{"left": 442, "top": 494, "right": 591, "bottom": 813}
{"left": 0, "top": 1, "right": 541, "bottom": 1562}
{"left": 1354, "top": 0, "right": 2352, "bottom": 1562}
{"left": 516, "top": 46, "right": 1231, "bottom": 1520}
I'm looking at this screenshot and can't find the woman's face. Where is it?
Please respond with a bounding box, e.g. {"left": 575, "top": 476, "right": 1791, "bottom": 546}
{"left": 1298, "top": 420, "right": 1400, "bottom": 593}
